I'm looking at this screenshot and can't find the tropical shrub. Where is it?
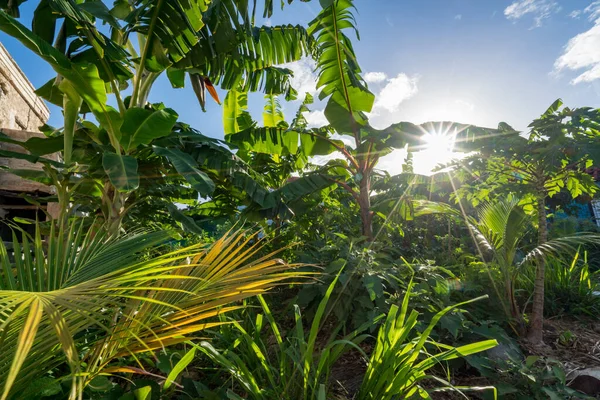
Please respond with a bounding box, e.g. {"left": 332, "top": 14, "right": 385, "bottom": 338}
{"left": 199, "top": 268, "right": 497, "bottom": 399}
{"left": 195, "top": 268, "right": 377, "bottom": 399}
{"left": 0, "top": 0, "right": 314, "bottom": 233}
{"left": 521, "top": 251, "right": 600, "bottom": 318}
{"left": 477, "top": 356, "right": 589, "bottom": 400}
{"left": 355, "top": 281, "right": 497, "bottom": 400}
{"left": 416, "top": 197, "right": 600, "bottom": 336}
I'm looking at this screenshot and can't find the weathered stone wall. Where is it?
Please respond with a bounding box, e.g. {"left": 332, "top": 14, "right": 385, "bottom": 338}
{"left": 0, "top": 42, "right": 51, "bottom": 194}
{"left": 0, "top": 42, "right": 49, "bottom": 131}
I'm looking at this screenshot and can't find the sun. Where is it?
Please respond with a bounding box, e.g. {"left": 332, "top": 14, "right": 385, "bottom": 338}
{"left": 423, "top": 130, "right": 456, "bottom": 157}
{"left": 413, "top": 130, "right": 457, "bottom": 175}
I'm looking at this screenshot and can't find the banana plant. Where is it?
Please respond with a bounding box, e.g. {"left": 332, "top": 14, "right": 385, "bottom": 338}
{"left": 0, "top": 0, "right": 313, "bottom": 232}
{"left": 218, "top": 90, "right": 343, "bottom": 222}
{"left": 221, "top": 0, "right": 496, "bottom": 240}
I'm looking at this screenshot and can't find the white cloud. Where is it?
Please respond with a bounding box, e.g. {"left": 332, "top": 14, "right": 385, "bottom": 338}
{"left": 283, "top": 58, "right": 318, "bottom": 97}
{"left": 569, "top": 10, "right": 582, "bottom": 19}
{"left": 504, "top": 0, "right": 560, "bottom": 28}
{"left": 585, "top": 0, "right": 600, "bottom": 20}
{"left": 332, "top": 133, "right": 355, "bottom": 148}
{"left": 305, "top": 109, "right": 328, "bottom": 128}
{"left": 555, "top": 3, "right": 600, "bottom": 84}
{"left": 373, "top": 73, "right": 419, "bottom": 113}
{"left": 364, "top": 71, "right": 387, "bottom": 83}
{"left": 455, "top": 14, "right": 462, "bottom": 20}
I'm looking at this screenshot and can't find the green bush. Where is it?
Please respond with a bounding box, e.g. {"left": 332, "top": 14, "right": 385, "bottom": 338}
{"left": 521, "top": 251, "right": 600, "bottom": 318}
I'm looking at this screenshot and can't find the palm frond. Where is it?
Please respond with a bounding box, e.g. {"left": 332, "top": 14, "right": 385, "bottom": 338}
{"left": 522, "top": 234, "right": 600, "bottom": 266}
{"left": 0, "top": 221, "right": 307, "bottom": 399}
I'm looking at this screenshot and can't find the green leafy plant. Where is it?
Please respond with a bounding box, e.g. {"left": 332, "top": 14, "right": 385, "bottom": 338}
{"left": 196, "top": 269, "right": 376, "bottom": 399}
{"left": 0, "top": 0, "right": 313, "bottom": 232}
{"left": 558, "top": 330, "right": 576, "bottom": 347}
{"left": 482, "top": 356, "right": 589, "bottom": 400}
{"left": 524, "top": 251, "right": 600, "bottom": 318}
{"left": 356, "top": 281, "right": 498, "bottom": 400}
{"left": 451, "top": 100, "right": 600, "bottom": 343}
{"left": 416, "top": 197, "right": 600, "bottom": 337}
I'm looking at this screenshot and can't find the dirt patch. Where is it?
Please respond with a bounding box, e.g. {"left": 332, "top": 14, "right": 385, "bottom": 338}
{"left": 521, "top": 318, "right": 600, "bottom": 373}
{"left": 329, "top": 345, "right": 371, "bottom": 399}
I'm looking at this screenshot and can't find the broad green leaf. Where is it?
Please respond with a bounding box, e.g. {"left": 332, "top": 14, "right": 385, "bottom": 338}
{"left": 0, "top": 12, "right": 122, "bottom": 142}
{"left": 167, "top": 204, "right": 205, "bottom": 236}
{"left": 0, "top": 169, "right": 53, "bottom": 186}
{"left": 223, "top": 90, "right": 255, "bottom": 135}
{"left": 23, "top": 136, "right": 64, "bottom": 156}
{"left": 324, "top": 95, "right": 370, "bottom": 134}
{"left": 102, "top": 152, "right": 139, "bottom": 192}
{"left": 77, "top": 1, "right": 120, "bottom": 29}
{"left": 31, "top": 0, "right": 57, "bottom": 44}
{"left": 300, "top": 130, "right": 342, "bottom": 156}
{"left": 263, "top": 94, "right": 285, "bottom": 127}
{"left": 232, "top": 172, "right": 275, "bottom": 209}
{"left": 0, "top": 148, "right": 63, "bottom": 167}
{"left": 525, "top": 355, "right": 540, "bottom": 367}
{"left": 228, "top": 127, "right": 299, "bottom": 155}
{"left": 59, "top": 79, "right": 83, "bottom": 164}
{"left": 120, "top": 108, "right": 178, "bottom": 152}
{"left": 310, "top": 0, "right": 374, "bottom": 133}
{"left": 153, "top": 147, "right": 215, "bottom": 195}
{"left": 274, "top": 174, "right": 335, "bottom": 204}
{"left": 166, "top": 68, "right": 185, "bottom": 88}
{"left": 133, "top": 386, "right": 152, "bottom": 400}
{"left": 541, "top": 98, "right": 563, "bottom": 117}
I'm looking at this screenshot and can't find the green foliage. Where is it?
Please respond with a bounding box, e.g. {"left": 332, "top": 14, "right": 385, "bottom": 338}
{"left": 196, "top": 272, "right": 373, "bottom": 399}
{"left": 478, "top": 356, "right": 589, "bottom": 400}
{"left": 417, "top": 197, "right": 600, "bottom": 336}
{"left": 356, "top": 281, "right": 497, "bottom": 400}
{"left": 0, "top": 0, "right": 315, "bottom": 232}
{"left": 308, "top": 0, "right": 374, "bottom": 132}
{"left": 522, "top": 251, "right": 600, "bottom": 317}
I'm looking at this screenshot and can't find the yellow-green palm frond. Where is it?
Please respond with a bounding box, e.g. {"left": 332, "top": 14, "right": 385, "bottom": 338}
{"left": 0, "top": 222, "right": 308, "bottom": 400}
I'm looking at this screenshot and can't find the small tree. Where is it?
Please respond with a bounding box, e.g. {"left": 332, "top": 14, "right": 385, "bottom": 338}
{"left": 454, "top": 100, "right": 600, "bottom": 344}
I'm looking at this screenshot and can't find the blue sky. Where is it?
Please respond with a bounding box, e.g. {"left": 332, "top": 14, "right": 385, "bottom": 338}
{"left": 1, "top": 0, "right": 600, "bottom": 173}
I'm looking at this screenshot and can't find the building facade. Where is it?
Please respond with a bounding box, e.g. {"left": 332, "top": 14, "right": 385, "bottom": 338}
{"left": 0, "top": 42, "right": 49, "bottom": 131}
{"left": 0, "top": 41, "right": 53, "bottom": 239}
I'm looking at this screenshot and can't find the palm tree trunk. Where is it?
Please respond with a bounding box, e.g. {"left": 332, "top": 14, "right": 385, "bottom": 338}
{"left": 527, "top": 193, "right": 548, "bottom": 344}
